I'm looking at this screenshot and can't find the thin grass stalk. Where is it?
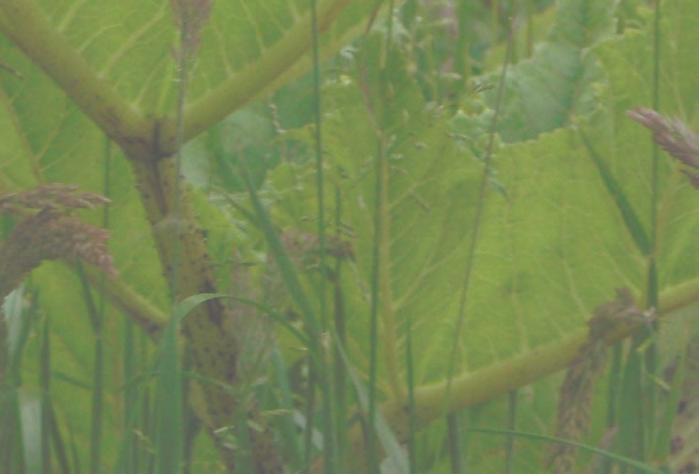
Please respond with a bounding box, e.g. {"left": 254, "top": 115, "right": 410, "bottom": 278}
{"left": 1, "top": 287, "right": 31, "bottom": 474}
{"left": 88, "top": 136, "right": 111, "bottom": 474}
{"left": 432, "top": 19, "right": 514, "bottom": 471}
{"left": 618, "top": 351, "right": 644, "bottom": 472}
{"left": 1, "top": 288, "right": 16, "bottom": 473}
{"left": 574, "top": 123, "right": 657, "bottom": 452}
{"left": 442, "top": 15, "right": 514, "bottom": 428}
{"left": 333, "top": 187, "right": 348, "bottom": 466}
{"left": 366, "top": 0, "right": 385, "bottom": 32}
{"left": 401, "top": 0, "right": 417, "bottom": 29}
{"left": 39, "top": 313, "right": 51, "bottom": 474}
{"left": 453, "top": 0, "right": 470, "bottom": 103}
{"left": 652, "top": 347, "right": 685, "bottom": 460}
{"left": 641, "top": 0, "right": 663, "bottom": 454}
{"left": 75, "top": 266, "right": 102, "bottom": 474}
{"left": 602, "top": 343, "right": 623, "bottom": 474}
{"left": 524, "top": 0, "right": 533, "bottom": 57}
{"left": 504, "top": 390, "right": 518, "bottom": 474}
{"left": 47, "top": 404, "right": 71, "bottom": 474}
{"left": 367, "top": 7, "right": 401, "bottom": 470}
{"left": 238, "top": 165, "right": 331, "bottom": 474}
{"left": 509, "top": 2, "right": 519, "bottom": 65}
{"left": 0, "top": 332, "right": 7, "bottom": 473}
{"left": 405, "top": 307, "right": 417, "bottom": 474}
{"left": 153, "top": 4, "right": 200, "bottom": 472}
{"left": 309, "top": 0, "right": 327, "bottom": 338}
{"left": 239, "top": 164, "right": 324, "bottom": 351}
{"left": 650, "top": 1, "right": 662, "bottom": 244}
{"left": 429, "top": 34, "right": 444, "bottom": 104}
{"left": 155, "top": 294, "right": 228, "bottom": 474}
{"left": 463, "top": 406, "right": 484, "bottom": 470}
{"left": 368, "top": 115, "right": 399, "bottom": 468}
{"left": 238, "top": 164, "right": 330, "bottom": 471}
{"left": 21, "top": 394, "right": 42, "bottom": 474}
{"left": 447, "top": 414, "right": 464, "bottom": 474}
{"left": 0, "top": 229, "right": 9, "bottom": 474}
{"left": 379, "top": 0, "right": 402, "bottom": 401}
{"left": 143, "top": 337, "right": 155, "bottom": 474}
{"left": 308, "top": 0, "right": 338, "bottom": 470}
{"left": 367, "top": 122, "right": 385, "bottom": 474}
{"left": 0, "top": 388, "right": 21, "bottom": 473}
{"left": 579, "top": 131, "right": 651, "bottom": 254}
{"left": 66, "top": 421, "right": 82, "bottom": 474}
{"left": 491, "top": 0, "right": 500, "bottom": 38}
{"left": 359, "top": 5, "right": 391, "bottom": 468}
{"left": 415, "top": 22, "right": 440, "bottom": 102}
{"left": 314, "top": 277, "right": 699, "bottom": 473}
{"left": 0, "top": 362, "right": 14, "bottom": 473}
{"left": 233, "top": 402, "right": 254, "bottom": 473}
{"left": 271, "top": 349, "right": 303, "bottom": 469}
{"left": 113, "top": 392, "right": 141, "bottom": 474}
{"left": 619, "top": 1, "right": 664, "bottom": 466}
{"left": 139, "top": 328, "right": 149, "bottom": 473}
{"left": 303, "top": 366, "right": 318, "bottom": 473}
{"left": 328, "top": 333, "right": 408, "bottom": 473}
{"left": 181, "top": 352, "right": 196, "bottom": 474}
{"left": 466, "top": 428, "right": 665, "bottom": 473}
{"left": 122, "top": 309, "right": 136, "bottom": 471}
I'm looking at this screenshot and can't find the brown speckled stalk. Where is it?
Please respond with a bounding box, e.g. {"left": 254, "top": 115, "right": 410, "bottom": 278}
{"left": 129, "top": 155, "right": 285, "bottom": 473}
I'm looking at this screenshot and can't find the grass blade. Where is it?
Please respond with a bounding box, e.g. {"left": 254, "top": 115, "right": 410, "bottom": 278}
{"left": 76, "top": 264, "right": 104, "bottom": 474}
{"left": 504, "top": 390, "right": 518, "bottom": 474}
{"left": 1, "top": 286, "right": 34, "bottom": 474}
{"left": 578, "top": 130, "right": 651, "bottom": 255}
{"left": 19, "top": 392, "right": 42, "bottom": 474}
{"left": 336, "top": 338, "right": 408, "bottom": 473}
{"left": 467, "top": 428, "right": 665, "bottom": 473}
{"left": 154, "top": 292, "right": 227, "bottom": 474}
{"left": 47, "top": 403, "right": 71, "bottom": 474}
{"left": 39, "top": 312, "right": 51, "bottom": 474}
{"left": 238, "top": 165, "right": 321, "bottom": 343}
{"left": 447, "top": 413, "right": 464, "bottom": 474}
{"left": 405, "top": 308, "right": 417, "bottom": 474}
{"left": 270, "top": 348, "right": 303, "bottom": 469}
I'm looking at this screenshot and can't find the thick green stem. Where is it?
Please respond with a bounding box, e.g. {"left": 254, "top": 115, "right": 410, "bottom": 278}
{"left": 0, "top": 0, "right": 155, "bottom": 159}
{"left": 399, "top": 279, "right": 699, "bottom": 429}
{"left": 312, "top": 278, "right": 699, "bottom": 473}
{"left": 0, "top": 0, "right": 354, "bottom": 159}
{"left": 171, "top": 0, "right": 352, "bottom": 144}
{"left": 130, "top": 155, "right": 286, "bottom": 473}
{"left": 81, "top": 265, "right": 167, "bottom": 337}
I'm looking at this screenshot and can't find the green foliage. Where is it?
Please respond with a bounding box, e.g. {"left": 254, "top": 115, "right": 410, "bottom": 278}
{"left": 1, "top": 0, "right": 699, "bottom": 472}
{"left": 469, "top": 0, "right": 615, "bottom": 142}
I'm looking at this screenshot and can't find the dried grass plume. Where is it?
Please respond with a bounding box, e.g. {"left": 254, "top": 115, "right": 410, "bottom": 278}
{"left": 0, "top": 184, "right": 115, "bottom": 300}
{"left": 627, "top": 108, "right": 699, "bottom": 188}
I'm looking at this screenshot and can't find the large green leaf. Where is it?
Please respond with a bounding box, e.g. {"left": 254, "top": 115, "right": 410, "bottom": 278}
{"left": 1, "top": 0, "right": 372, "bottom": 112}
{"left": 1, "top": 0, "right": 699, "bottom": 471}
{"left": 468, "top": 0, "right": 618, "bottom": 143}
{"left": 0, "top": 0, "right": 378, "bottom": 470}
{"left": 259, "top": 0, "right": 699, "bottom": 471}
{"left": 263, "top": 0, "right": 670, "bottom": 384}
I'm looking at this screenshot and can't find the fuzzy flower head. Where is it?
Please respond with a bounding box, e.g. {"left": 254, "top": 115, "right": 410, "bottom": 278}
{"left": 627, "top": 108, "right": 699, "bottom": 188}
{"left": 0, "top": 184, "right": 115, "bottom": 299}
{"left": 170, "top": 0, "right": 213, "bottom": 60}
